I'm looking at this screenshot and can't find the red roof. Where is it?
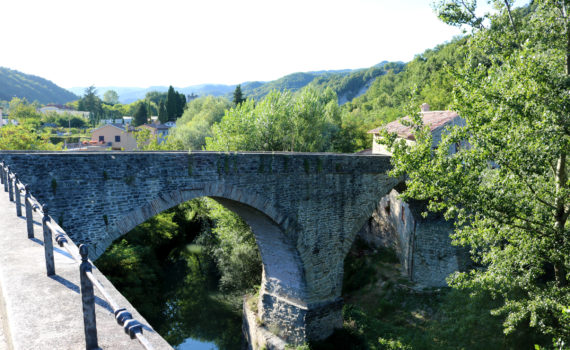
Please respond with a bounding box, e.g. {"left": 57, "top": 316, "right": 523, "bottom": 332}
{"left": 368, "top": 110, "right": 459, "bottom": 140}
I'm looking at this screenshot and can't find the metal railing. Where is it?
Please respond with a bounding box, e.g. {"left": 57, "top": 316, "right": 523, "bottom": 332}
{"left": 0, "top": 160, "right": 155, "bottom": 350}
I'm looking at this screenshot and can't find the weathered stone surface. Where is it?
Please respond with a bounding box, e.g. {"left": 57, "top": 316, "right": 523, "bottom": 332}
{"left": 0, "top": 151, "right": 398, "bottom": 345}
{"left": 357, "top": 189, "right": 470, "bottom": 287}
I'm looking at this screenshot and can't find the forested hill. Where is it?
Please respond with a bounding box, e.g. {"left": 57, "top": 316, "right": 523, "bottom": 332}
{"left": 0, "top": 67, "right": 78, "bottom": 104}
{"left": 237, "top": 62, "right": 404, "bottom": 102}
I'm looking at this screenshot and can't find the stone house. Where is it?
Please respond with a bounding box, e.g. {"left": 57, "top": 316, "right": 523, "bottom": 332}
{"left": 359, "top": 104, "right": 469, "bottom": 287}
{"left": 90, "top": 124, "right": 137, "bottom": 151}
{"left": 367, "top": 103, "right": 465, "bottom": 155}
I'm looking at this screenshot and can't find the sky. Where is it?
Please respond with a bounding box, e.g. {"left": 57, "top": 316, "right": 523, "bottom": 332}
{"left": 1, "top": 0, "right": 473, "bottom": 89}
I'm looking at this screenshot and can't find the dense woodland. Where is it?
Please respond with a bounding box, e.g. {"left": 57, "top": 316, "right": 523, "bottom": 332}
{"left": 1, "top": 1, "right": 569, "bottom": 349}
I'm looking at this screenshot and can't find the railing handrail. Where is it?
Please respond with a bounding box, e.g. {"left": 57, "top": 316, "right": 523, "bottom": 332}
{"left": 0, "top": 160, "right": 155, "bottom": 350}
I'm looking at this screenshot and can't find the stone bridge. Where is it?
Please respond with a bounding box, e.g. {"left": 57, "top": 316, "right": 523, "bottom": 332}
{"left": 0, "top": 151, "right": 398, "bottom": 346}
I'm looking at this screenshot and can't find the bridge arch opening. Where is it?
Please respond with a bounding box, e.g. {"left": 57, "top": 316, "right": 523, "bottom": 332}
{"left": 97, "top": 186, "right": 309, "bottom": 346}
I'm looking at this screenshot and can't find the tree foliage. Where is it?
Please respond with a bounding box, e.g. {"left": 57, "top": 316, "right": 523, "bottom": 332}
{"left": 232, "top": 85, "right": 246, "bottom": 106}
{"left": 103, "top": 90, "right": 119, "bottom": 105}
{"left": 158, "top": 100, "right": 168, "bottom": 124}
{"left": 8, "top": 97, "right": 41, "bottom": 121}
{"left": 206, "top": 87, "right": 350, "bottom": 152}
{"left": 0, "top": 125, "right": 60, "bottom": 150}
{"left": 168, "top": 96, "right": 231, "bottom": 150}
{"left": 77, "top": 86, "right": 103, "bottom": 126}
{"left": 382, "top": 1, "right": 570, "bottom": 342}
{"left": 166, "top": 86, "right": 186, "bottom": 122}
{"left": 132, "top": 102, "right": 148, "bottom": 126}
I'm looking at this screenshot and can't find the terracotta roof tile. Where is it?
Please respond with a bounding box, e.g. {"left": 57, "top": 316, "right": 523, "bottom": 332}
{"left": 368, "top": 110, "right": 459, "bottom": 140}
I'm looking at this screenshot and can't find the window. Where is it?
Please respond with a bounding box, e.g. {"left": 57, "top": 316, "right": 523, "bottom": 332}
{"left": 115, "top": 135, "right": 121, "bottom": 142}
{"left": 98, "top": 136, "right": 104, "bottom": 142}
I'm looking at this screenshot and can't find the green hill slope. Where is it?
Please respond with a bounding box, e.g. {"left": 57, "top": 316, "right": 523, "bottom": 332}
{"left": 237, "top": 64, "right": 402, "bottom": 103}
{"left": 0, "top": 67, "right": 78, "bottom": 104}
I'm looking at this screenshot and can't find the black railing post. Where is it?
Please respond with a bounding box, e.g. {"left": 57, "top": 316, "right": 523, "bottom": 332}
{"left": 25, "top": 185, "right": 34, "bottom": 238}
{"left": 14, "top": 175, "right": 21, "bottom": 217}
{"left": 3, "top": 166, "right": 8, "bottom": 193}
{"left": 79, "top": 244, "right": 99, "bottom": 350}
{"left": 7, "top": 170, "right": 13, "bottom": 202}
{"left": 42, "top": 205, "right": 55, "bottom": 276}
{"left": 0, "top": 162, "right": 4, "bottom": 185}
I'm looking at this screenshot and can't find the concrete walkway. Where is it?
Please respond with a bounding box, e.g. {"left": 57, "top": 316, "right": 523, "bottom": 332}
{"left": 0, "top": 187, "right": 173, "bottom": 349}
{"left": 0, "top": 310, "right": 8, "bottom": 350}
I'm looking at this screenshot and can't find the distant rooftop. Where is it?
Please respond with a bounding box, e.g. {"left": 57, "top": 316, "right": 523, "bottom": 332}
{"left": 368, "top": 104, "right": 459, "bottom": 141}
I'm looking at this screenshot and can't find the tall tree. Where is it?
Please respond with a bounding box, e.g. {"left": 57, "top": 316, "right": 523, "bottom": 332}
{"left": 132, "top": 103, "right": 148, "bottom": 127}
{"left": 78, "top": 86, "right": 103, "bottom": 126}
{"left": 232, "top": 84, "right": 246, "bottom": 106}
{"left": 383, "top": 1, "right": 569, "bottom": 343}
{"left": 176, "top": 92, "right": 186, "bottom": 119}
{"left": 158, "top": 100, "right": 168, "bottom": 124}
{"left": 103, "top": 90, "right": 120, "bottom": 105}
{"left": 166, "top": 86, "right": 178, "bottom": 122}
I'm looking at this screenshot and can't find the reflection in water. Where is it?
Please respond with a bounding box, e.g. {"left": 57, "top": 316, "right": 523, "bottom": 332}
{"left": 156, "top": 256, "right": 245, "bottom": 350}
{"left": 176, "top": 337, "right": 218, "bottom": 350}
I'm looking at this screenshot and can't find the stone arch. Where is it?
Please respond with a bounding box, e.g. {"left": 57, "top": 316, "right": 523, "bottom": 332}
{"left": 96, "top": 183, "right": 308, "bottom": 319}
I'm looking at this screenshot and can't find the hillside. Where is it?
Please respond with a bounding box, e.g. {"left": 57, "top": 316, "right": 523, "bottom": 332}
{"left": 237, "top": 65, "right": 402, "bottom": 102}
{"left": 309, "top": 62, "right": 405, "bottom": 105}
{"left": 0, "top": 67, "right": 78, "bottom": 104}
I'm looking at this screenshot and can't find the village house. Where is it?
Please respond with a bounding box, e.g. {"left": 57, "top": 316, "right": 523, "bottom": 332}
{"left": 367, "top": 103, "right": 465, "bottom": 155}
{"left": 89, "top": 124, "right": 137, "bottom": 151}
{"left": 138, "top": 123, "right": 171, "bottom": 144}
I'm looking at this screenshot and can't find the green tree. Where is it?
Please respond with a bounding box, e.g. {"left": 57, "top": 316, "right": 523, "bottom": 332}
{"left": 382, "top": 1, "right": 569, "bottom": 342}
{"left": 158, "top": 100, "right": 168, "bottom": 124}
{"left": 8, "top": 97, "right": 41, "bottom": 121}
{"left": 206, "top": 87, "right": 343, "bottom": 152}
{"left": 168, "top": 96, "right": 231, "bottom": 150}
{"left": 103, "top": 90, "right": 119, "bottom": 105}
{"left": 176, "top": 92, "right": 186, "bottom": 119}
{"left": 0, "top": 125, "right": 60, "bottom": 150}
{"left": 232, "top": 84, "right": 245, "bottom": 106}
{"left": 132, "top": 103, "right": 148, "bottom": 127}
{"left": 78, "top": 86, "right": 103, "bottom": 126}
{"left": 166, "top": 86, "right": 182, "bottom": 122}
{"left": 145, "top": 91, "right": 167, "bottom": 105}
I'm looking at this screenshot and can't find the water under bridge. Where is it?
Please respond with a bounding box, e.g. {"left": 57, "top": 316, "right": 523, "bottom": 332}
{"left": 0, "top": 151, "right": 399, "bottom": 348}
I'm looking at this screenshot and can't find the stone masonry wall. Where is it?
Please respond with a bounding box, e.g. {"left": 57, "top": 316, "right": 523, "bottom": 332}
{"left": 358, "top": 189, "right": 469, "bottom": 287}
